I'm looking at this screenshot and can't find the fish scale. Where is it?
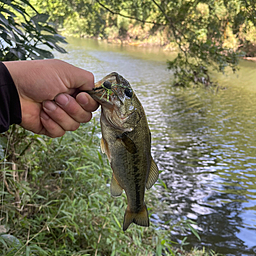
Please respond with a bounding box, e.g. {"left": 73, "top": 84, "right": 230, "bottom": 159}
{"left": 85, "top": 72, "right": 159, "bottom": 231}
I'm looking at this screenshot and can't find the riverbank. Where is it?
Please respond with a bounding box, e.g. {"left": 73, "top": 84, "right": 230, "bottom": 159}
{"left": 61, "top": 23, "right": 179, "bottom": 51}
{"left": 61, "top": 22, "right": 256, "bottom": 58}
{"left": 105, "top": 24, "right": 179, "bottom": 51}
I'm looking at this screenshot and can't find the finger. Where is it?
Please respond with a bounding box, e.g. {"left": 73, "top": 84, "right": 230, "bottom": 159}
{"left": 76, "top": 92, "right": 99, "bottom": 112}
{"left": 40, "top": 111, "right": 66, "bottom": 138}
{"left": 43, "top": 100, "right": 81, "bottom": 131}
{"left": 64, "top": 64, "right": 95, "bottom": 91}
{"left": 55, "top": 93, "right": 94, "bottom": 123}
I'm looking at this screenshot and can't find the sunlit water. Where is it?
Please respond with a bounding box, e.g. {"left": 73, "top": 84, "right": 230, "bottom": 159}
{"left": 54, "top": 37, "right": 256, "bottom": 255}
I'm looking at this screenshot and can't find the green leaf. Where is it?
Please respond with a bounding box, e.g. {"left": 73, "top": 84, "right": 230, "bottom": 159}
{"left": 30, "top": 46, "right": 54, "bottom": 59}
{"left": 43, "top": 33, "right": 67, "bottom": 45}
{"left": 0, "top": 7, "right": 17, "bottom": 17}
{"left": 31, "top": 13, "right": 49, "bottom": 24}
{"left": 0, "top": 13, "right": 9, "bottom": 26}
{"left": 0, "top": 234, "right": 22, "bottom": 248}
{"left": 0, "top": 1, "right": 67, "bottom": 60}
{"left": 9, "top": 48, "right": 26, "bottom": 60}
{"left": 187, "top": 223, "right": 201, "bottom": 241}
{"left": 17, "top": 0, "right": 38, "bottom": 13}
{"left": 113, "top": 214, "right": 121, "bottom": 229}
{"left": 46, "top": 41, "right": 67, "bottom": 53}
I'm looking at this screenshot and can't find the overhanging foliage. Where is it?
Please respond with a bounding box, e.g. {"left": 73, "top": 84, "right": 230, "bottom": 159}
{"left": 34, "top": 0, "right": 256, "bottom": 87}
{"left": 0, "top": 0, "right": 67, "bottom": 61}
{"left": 94, "top": 0, "right": 256, "bottom": 86}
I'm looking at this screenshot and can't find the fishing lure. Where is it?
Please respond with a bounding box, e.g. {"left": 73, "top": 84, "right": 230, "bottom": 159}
{"left": 100, "top": 81, "right": 113, "bottom": 101}
{"left": 100, "top": 81, "right": 132, "bottom": 102}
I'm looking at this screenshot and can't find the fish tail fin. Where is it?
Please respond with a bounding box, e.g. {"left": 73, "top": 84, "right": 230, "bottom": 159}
{"left": 123, "top": 204, "right": 149, "bottom": 231}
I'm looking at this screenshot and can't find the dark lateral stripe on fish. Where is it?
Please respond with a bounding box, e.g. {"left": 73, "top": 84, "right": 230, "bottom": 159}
{"left": 90, "top": 72, "right": 159, "bottom": 231}
{"left": 132, "top": 153, "right": 144, "bottom": 211}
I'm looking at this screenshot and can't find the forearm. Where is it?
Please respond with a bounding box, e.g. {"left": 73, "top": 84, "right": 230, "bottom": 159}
{"left": 0, "top": 62, "right": 21, "bottom": 133}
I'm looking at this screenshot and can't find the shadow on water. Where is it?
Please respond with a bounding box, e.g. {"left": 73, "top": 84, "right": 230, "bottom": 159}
{"left": 54, "top": 37, "right": 256, "bottom": 256}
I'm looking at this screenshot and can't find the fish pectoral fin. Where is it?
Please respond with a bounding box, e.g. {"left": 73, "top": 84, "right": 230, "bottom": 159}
{"left": 101, "top": 138, "right": 111, "bottom": 161}
{"left": 123, "top": 204, "right": 149, "bottom": 231}
{"left": 118, "top": 133, "right": 137, "bottom": 154}
{"left": 100, "top": 138, "right": 105, "bottom": 153}
{"left": 110, "top": 174, "right": 123, "bottom": 197}
{"left": 146, "top": 158, "right": 159, "bottom": 190}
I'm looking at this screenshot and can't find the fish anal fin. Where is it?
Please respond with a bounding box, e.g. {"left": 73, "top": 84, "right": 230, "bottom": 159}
{"left": 110, "top": 174, "right": 123, "bottom": 197}
{"left": 123, "top": 204, "right": 149, "bottom": 231}
{"left": 118, "top": 133, "right": 137, "bottom": 154}
{"left": 146, "top": 158, "right": 159, "bottom": 190}
{"left": 101, "top": 137, "right": 111, "bottom": 161}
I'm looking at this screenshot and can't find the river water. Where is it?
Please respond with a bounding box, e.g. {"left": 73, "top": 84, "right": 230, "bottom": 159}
{"left": 54, "top": 37, "right": 256, "bottom": 256}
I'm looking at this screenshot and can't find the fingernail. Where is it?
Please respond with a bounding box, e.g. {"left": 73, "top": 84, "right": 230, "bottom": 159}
{"left": 40, "top": 111, "right": 49, "bottom": 120}
{"left": 55, "top": 94, "right": 69, "bottom": 107}
{"left": 43, "top": 101, "right": 57, "bottom": 111}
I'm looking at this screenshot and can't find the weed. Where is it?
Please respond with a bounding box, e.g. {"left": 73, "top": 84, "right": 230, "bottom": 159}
{"left": 0, "top": 121, "right": 219, "bottom": 255}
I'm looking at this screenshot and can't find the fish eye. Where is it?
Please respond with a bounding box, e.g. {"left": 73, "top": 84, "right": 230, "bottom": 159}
{"left": 124, "top": 88, "right": 133, "bottom": 98}
{"left": 103, "top": 81, "right": 112, "bottom": 89}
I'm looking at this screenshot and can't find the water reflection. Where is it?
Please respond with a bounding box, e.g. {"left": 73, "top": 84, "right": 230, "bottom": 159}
{"left": 146, "top": 85, "right": 256, "bottom": 255}
{"left": 54, "top": 37, "right": 256, "bottom": 256}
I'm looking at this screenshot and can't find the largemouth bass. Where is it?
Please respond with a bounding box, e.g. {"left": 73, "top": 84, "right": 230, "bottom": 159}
{"left": 86, "top": 72, "right": 159, "bottom": 231}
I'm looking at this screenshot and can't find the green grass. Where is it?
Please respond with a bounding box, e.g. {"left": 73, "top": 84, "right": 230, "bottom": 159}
{"left": 0, "top": 120, "right": 220, "bottom": 256}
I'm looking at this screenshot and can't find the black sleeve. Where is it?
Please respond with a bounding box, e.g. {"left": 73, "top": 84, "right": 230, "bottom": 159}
{"left": 0, "top": 62, "right": 22, "bottom": 133}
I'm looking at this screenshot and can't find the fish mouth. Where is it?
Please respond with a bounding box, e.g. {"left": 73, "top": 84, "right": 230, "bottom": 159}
{"left": 85, "top": 72, "right": 124, "bottom": 106}
{"left": 85, "top": 87, "right": 114, "bottom": 106}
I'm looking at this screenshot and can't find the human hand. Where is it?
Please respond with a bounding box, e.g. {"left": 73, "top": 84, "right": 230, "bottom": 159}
{"left": 4, "top": 59, "right": 98, "bottom": 137}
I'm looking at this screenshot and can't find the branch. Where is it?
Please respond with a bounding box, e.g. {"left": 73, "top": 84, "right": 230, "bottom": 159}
{"left": 151, "top": 0, "right": 186, "bottom": 40}
{"left": 95, "top": 0, "right": 190, "bottom": 65}
{"left": 95, "top": 0, "right": 165, "bottom": 26}
{"left": 151, "top": 0, "right": 170, "bottom": 24}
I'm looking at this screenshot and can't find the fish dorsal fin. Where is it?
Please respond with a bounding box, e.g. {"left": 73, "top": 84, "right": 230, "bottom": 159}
{"left": 101, "top": 138, "right": 111, "bottom": 161}
{"left": 146, "top": 158, "right": 159, "bottom": 189}
{"left": 110, "top": 174, "right": 123, "bottom": 197}
{"left": 118, "top": 133, "right": 137, "bottom": 154}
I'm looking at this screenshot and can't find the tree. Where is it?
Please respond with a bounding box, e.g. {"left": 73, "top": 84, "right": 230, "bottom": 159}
{"left": 93, "top": 0, "right": 256, "bottom": 87}
{"left": 0, "top": 0, "right": 67, "bottom": 61}
{"left": 34, "top": 0, "right": 114, "bottom": 38}
{"left": 26, "top": 0, "right": 256, "bottom": 87}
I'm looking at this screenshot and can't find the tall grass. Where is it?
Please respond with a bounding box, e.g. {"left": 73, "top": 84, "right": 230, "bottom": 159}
{"left": 0, "top": 120, "right": 219, "bottom": 256}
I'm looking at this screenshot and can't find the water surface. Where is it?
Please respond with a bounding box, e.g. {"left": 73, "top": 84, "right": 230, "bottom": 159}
{"left": 54, "top": 37, "right": 256, "bottom": 255}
